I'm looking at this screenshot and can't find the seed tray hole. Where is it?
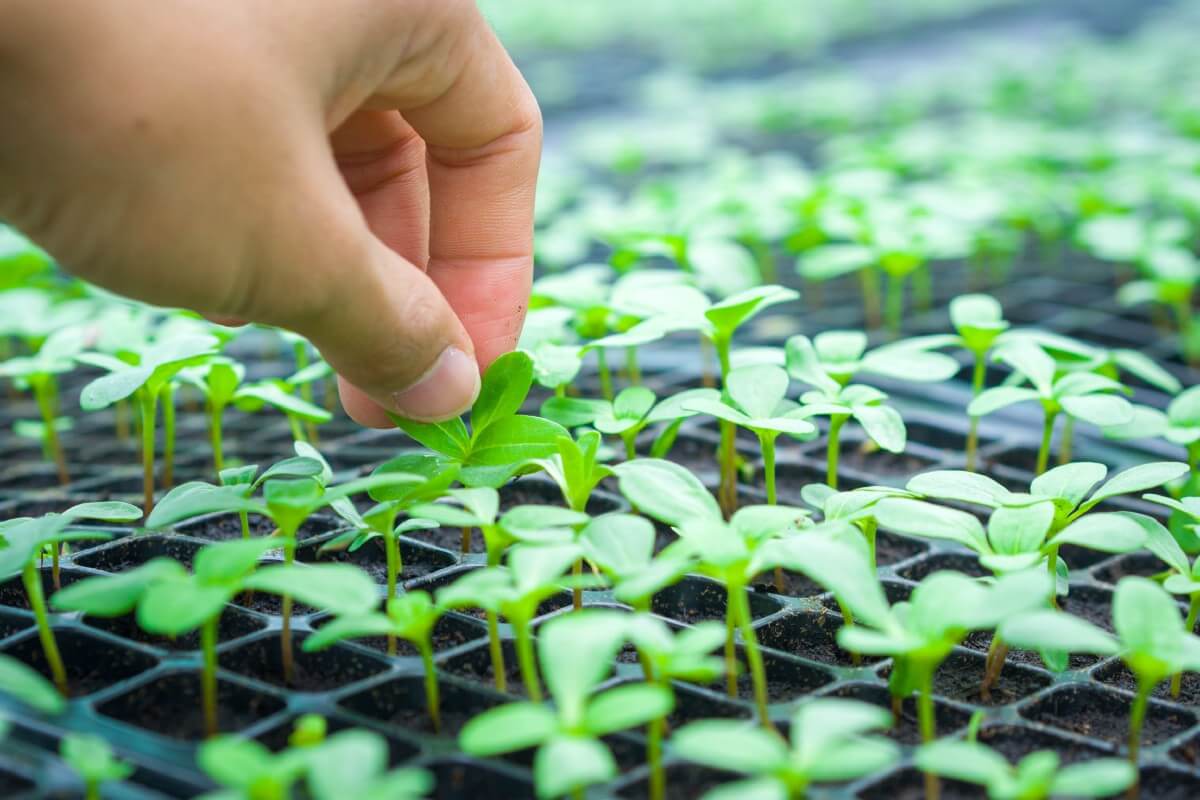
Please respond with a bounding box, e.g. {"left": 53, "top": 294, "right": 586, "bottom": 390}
{"left": 98, "top": 671, "right": 286, "bottom": 741}
{"left": 1094, "top": 660, "right": 1200, "bottom": 707}
{"left": 822, "top": 683, "right": 970, "bottom": 745}
{"left": 975, "top": 722, "right": 1114, "bottom": 761}
{"left": 856, "top": 766, "right": 979, "bottom": 800}
{"left": 1021, "top": 684, "right": 1197, "bottom": 750}
{"left": 615, "top": 764, "right": 738, "bottom": 800}
{"left": 652, "top": 576, "right": 783, "bottom": 624}
{"left": 85, "top": 605, "right": 265, "bottom": 652}
{"left": 425, "top": 758, "right": 534, "bottom": 800}
{"left": 667, "top": 684, "right": 752, "bottom": 729}
{"left": 222, "top": 632, "right": 390, "bottom": 692}
{"left": 72, "top": 534, "right": 203, "bottom": 572}
{"left": 756, "top": 608, "right": 883, "bottom": 668}
{"left": 340, "top": 675, "right": 503, "bottom": 737}
{"left": 174, "top": 511, "right": 340, "bottom": 542}
{"left": 0, "top": 567, "right": 91, "bottom": 610}
{"left": 0, "top": 628, "right": 156, "bottom": 698}
{"left": 295, "top": 536, "right": 455, "bottom": 585}
{"left": 1092, "top": 551, "right": 1172, "bottom": 587}
{"left": 312, "top": 609, "right": 486, "bottom": 657}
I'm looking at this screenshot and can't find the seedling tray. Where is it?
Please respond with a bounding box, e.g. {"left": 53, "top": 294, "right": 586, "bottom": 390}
{"left": 0, "top": 252, "right": 1197, "bottom": 799}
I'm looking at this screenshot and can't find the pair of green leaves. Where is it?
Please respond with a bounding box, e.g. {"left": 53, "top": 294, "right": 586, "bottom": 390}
{"left": 915, "top": 739, "right": 1134, "bottom": 799}
{"left": 682, "top": 364, "right": 816, "bottom": 441}
{"left": 0, "top": 501, "right": 142, "bottom": 580}
{"left": 460, "top": 610, "right": 673, "bottom": 799}
{"left": 390, "top": 351, "right": 567, "bottom": 487}
{"left": 542, "top": 385, "right": 720, "bottom": 457}
{"left": 79, "top": 335, "right": 219, "bottom": 411}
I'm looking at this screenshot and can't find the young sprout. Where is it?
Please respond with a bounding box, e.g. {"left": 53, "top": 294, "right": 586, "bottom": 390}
{"left": 179, "top": 357, "right": 246, "bottom": 475}
{"left": 1141, "top": 493, "right": 1200, "bottom": 694}
{"left": 946, "top": 294, "right": 1011, "bottom": 471}
{"left": 671, "top": 698, "right": 898, "bottom": 800}
{"left": 999, "top": 577, "right": 1200, "bottom": 780}
{"left": 79, "top": 334, "right": 219, "bottom": 512}
{"left": 304, "top": 591, "right": 446, "bottom": 732}
{"left": 235, "top": 379, "right": 332, "bottom": 444}
{"left": 800, "top": 483, "right": 915, "bottom": 574}
{"left": 683, "top": 363, "right": 816, "bottom": 511}
{"left": 970, "top": 340, "right": 1133, "bottom": 474}
{"left": 0, "top": 503, "right": 141, "bottom": 694}
{"left": 786, "top": 332, "right": 957, "bottom": 487}
{"left": 581, "top": 512, "right": 692, "bottom": 615}
{"left": 1105, "top": 385, "right": 1200, "bottom": 476}
{"left": 915, "top": 738, "right": 1135, "bottom": 799}
{"left": 626, "top": 616, "right": 726, "bottom": 800}
{"left": 837, "top": 569, "right": 1051, "bottom": 800}
{"left": 542, "top": 386, "right": 721, "bottom": 460}
{"left": 391, "top": 350, "right": 567, "bottom": 488}
{"left": 0, "top": 326, "right": 86, "bottom": 484}
{"left": 438, "top": 542, "right": 587, "bottom": 701}
{"left": 461, "top": 610, "right": 672, "bottom": 800}
{"left": 60, "top": 733, "right": 134, "bottom": 800}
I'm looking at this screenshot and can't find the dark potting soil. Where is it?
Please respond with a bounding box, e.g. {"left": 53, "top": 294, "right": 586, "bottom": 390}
{"left": 97, "top": 672, "right": 285, "bottom": 741}
{"left": 175, "top": 512, "right": 340, "bottom": 542}
{"left": 824, "top": 683, "right": 971, "bottom": 746}
{"left": 442, "top": 640, "right": 531, "bottom": 697}
{"left": 0, "top": 568, "right": 89, "bottom": 610}
{"left": 221, "top": 633, "right": 391, "bottom": 692}
{"left": 702, "top": 649, "right": 834, "bottom": 703}
{"left": 1092, "top": 551, "right": 1173, "bottom": 587}
{"left": 0, "top": 768, "right": 35, "bottom": 796}
{"left": 426, "top": 759, "right": 534, "bottom": 800}
{"left": 928, "top": 649, "right": 1051, "bottom": 706}
{"left": 0, "top": 611, "right": 30, "bottom": 640}
{"left": 616, "top": 765, "right": 737, "bottom": 800}
{"left": 755, "top": 608, "right": 884, "bottom": 668}
{"left": 896, "top": 551, "right": 987, "bottom": 582}
{"left": 835, "top": 443, "right": 941, "bottom": 479}
{"left": 84, "top": 607, "right": 265, "bottom": 651}
{"left": 255, "top": 714, "right": 420, "bottom": 763}
{"left": 340, "top": 676, "right": 500, "bottom": 738}
{"left": 297, "top": 537, "right": 455, "bottom": 585}
{"left": 976, "top": 723, "right": 1114, "bottom": 763}
{"left": 1094, "top": 661, "right": 1200, "bottom": 707}
{"left": 961, "top": 630, "right": 1100, "bottom": 671}
{"left": 0, "top": 628, "right": 157, "bottom": 698}
{"left": 667, "top": 686, "right": 752, "bottom": 729}
{"left": 418, "top": 526, "right": 484, "bottom": 555}
{"left": 229, "top": 593, "right": 316, "bottom": 617}
{"left": 1136, "top": 766, "right": 1200, "bottom": 800}
{"left": 857, "top": 767, "right": 981, "bottom": 800}
{"left": 751, "top": 569, "right": 823, "bottom": 598}
{"left": 651, "top": 577, "right": 782, "bottom": 625}
{"left": 72, "top": 535, "right": 203, "bottom": 572}
{"left": 1021, "top": 684, "right": 1197, "bottom": 749}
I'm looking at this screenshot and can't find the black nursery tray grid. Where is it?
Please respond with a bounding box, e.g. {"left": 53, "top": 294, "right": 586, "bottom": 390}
{"left": 0, "top": 255, "right": 1197, "bottom": 799}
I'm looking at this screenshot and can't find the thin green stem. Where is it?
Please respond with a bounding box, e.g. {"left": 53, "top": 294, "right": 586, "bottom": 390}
{"left": 486, "top": 612, "right": 507, "bottom": 693}
{"left": 861, "top": 519, "right": 878, "bottom": 575}
{"left": 826, "top": 415, "right": 846, "bottom": 489}
{"left": 24, "top": 563, "right": 66, "bottom": 695}
{"left": 34, "top": 378, "right": 68, "bottom": 486}
{"left": 1035, "top": 409, "right": 1058, "bottom": 476}
{"left": 1058, "top": 416, "right": 1075, "bottom": 466}
{"left": 597, "top": 349, "right": 614, "bottom": 402}
{"left": 759, "top": 432, "right": 777, "bottom": 505}
{"left": 648, "top": 710, "right": 666, "bottom": 800}
{"left": 719, "top": 419, "right": 737, "bottom": 518}
{"left": 918, "top": 666, "right": 940, "bottom": 800}
{"left": 201, "top": 615, "right": 218, "bottom": 737}
{"left": 114, "top": 397, "right": 130, "bottom": 442}
{"left": 913, "top": 263, "right": 932, "bottom": 312}
{"left": 385, "top": 529, "right": 399, "bottom": 656}
{"left": 281, "top": 537, "right": 296, "bottom": 685}
{"left": 293, "top": 341, "right": 318, "bottom": 443}
{"left": 724, "top": 600, "right": 738, "bottom": 699}
{"left": 209, "top": 403, "right": 225, "bottom": 478}
{"left": 622, "top": 431, "right": 637, "bottom": 461}
{"left": 514, "top": 620, "right": 542, "bottom": 702}
{"left": 420, "top": 641, "right": 441, "bottom": 733}
{"left": 161, "top": 383, "right": 177, "bottom": 490}
{"left": 885, "top": 271, "right": 905, "bottom": 336}
{"left": 287, "top": 413, "right": 305, "bottom": 444}
{"left": 1128, "top": 679, "right": 1152, "bottom": 765}
{"left": 1172, "top": 594, "right": 1200, "bottom": 697}
{"left": 1046, "top": 545, "right": 1060, "bottom": 608}
{"left": 238, "top": 510, "right": 250, "bottom": 540}
{"left": 966, "top": 355, "right": 986, "bottom": 473}
{"left": 139, "top": 390, "right": 157, "bottom": 515}
{"left": 625, "top": 346, "right": 642, "bottom": 386}
{"left": 732, "top": 583, "right": 772, "bottom": 730}
{"left": 860, "top": 268, "right": 882, "bottom": 330}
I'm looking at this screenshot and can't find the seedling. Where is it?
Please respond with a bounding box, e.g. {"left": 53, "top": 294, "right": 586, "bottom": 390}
{"left": 800, "top": 483, "right": 915, "bottom": 573}
{"left": 580, "top": 512, "right": 692, "bottom": 614}
{"left": 541, "top": 385, "right": 721, "bottom": 460}
{"left": 945, "top": 294, "right": 1011, "bottom": 471}
{"left": 969, "top": 340, "right": 1134, "bottom": 474}
{"left": 60, "top": 733, "right": 134, "bottom": 800}
{"left": 179, "top": 357, "right": 246, "bottom": 475}
{"left": 54, "top": 539, "right": 377, "bottom": 734}
{"left": 671, "top": 698, "right": 898, "bottom": 799}
{"left": 1106, "top": 385, "right": 1200, "bottom": 476}
{"left": 235, "top": 379, "right": 332, "bottom": 444}
{"left": 836, "top": 569, "right": 1051, "bottom": 799}
{"left": 787, "top": 332, "right": 958, "bottom": 487}
{"left": 1140, "top": 493, "right": 1200, "bottom": 694}
{"left": 683, "top": 363, "right": 816, "bottom": 510}
{"left": 0, "top": 653, "right": 66, "bottom": 715}
{"left": 438, "top": 542, "right": 588, "bottom": 700}
{"left": 390, "top": 350, "right": 567, "bottom": 488}
{"left": 461, "top": 610, "right": 673, "bottom": 800}
{"left": 0, "top": 503, "right": 141, "bottom": 694}
{"left": 79, "top": 334, "right": 219, "bottom": 511}
{"left": 305, "top": 591, "right": 446, "bottom": 731}
{"left": 626, "top": 616, "right": 726, "bottom": 800}
{"left": 1000, "top": 577, "right": 1200, "bottom": 778}
{"left": 915, "top": 738, "right": 1135, "bottom": 799}
{"left": 0, "top": 326, "right": 86, "bottom": 484}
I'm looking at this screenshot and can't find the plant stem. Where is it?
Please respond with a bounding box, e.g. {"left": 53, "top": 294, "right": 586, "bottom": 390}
{"left": 718, "top": 420, "right": 737, "bottom": 518}
{"left": 459, "top": 526, "right": 471, "bottom": 555}
{"left": 648, "top": 711, "right": 666, "bottom": 800}
{"left": 115, "top": 397, "right": 130, "bottom": 442}
{"left": 24, "top": 563, "right": 67, "bottom": 695}
{"left": 724, "top": 600, "right": 738, "bottom": 699}
{"left": 287, "top": 413, "right": 305, "bottom": 443}
{"left": 860, "top": 268, "right": 882, "bottom": 330}
{"left": 209, "top": 404, "right": 225, "bottom": 477}
{"left": 486, "top": 612, "right": 507, "bottom": 693}
{"left": 514, "top": 620, "right": 542, "bottom": 702}
{"left": 385, "top": 529, "right": 400, "bottom": 656}
{"left": 281, "top": 538, "right": 295, "bottom": 685}
{"left": 1035, "top": 409, "right": 1058, "bottom": 476}
{"left": 1173, "top": 594, "right": 1200, "bottom": 697}
{"left": 293, "top": 341, "right": 318, "bottom": 443}
{"left": 34, "top": 378, "right": 68, "bottom": 486}
{"left": 201, "top": 615, "right": 218, "bottom": 737}
{"left": 572, "top": 557, "right": 583, "bottom": 610}
{"left": 161, "top": 383, "right": 176, "bottom": 490}
{"left": 625, "top": 346, "right": 642, "bottom": 386}
{"left": 759, "top": 432, "right": 777, "bottom": 505}
{"left": 622, "top": 431, "right": 637, "bottom": 461}
{"left": 965, "top": 355, "right": 986, "bottom": 473}
{"left": 597, "top": 348, "right": 614, "bottom": 401}
{"left": 139, "top": 390, "right": 157, "bottom": 514}
{"left": 238, "top": 510, "right": 250, "bottom": 540}
{"left": 732, "top": 582, "right": 773, "bottom": 730}
{"left": 1046, "top": 545, "right": 1060, "bottom": 608}
{"left": 913, "top": 263, "right": 932, "bottom": 312}
{"left": 826, "top": 415, "right": 846, "bottom": 489}
{"left": 980, "top": 635, "right": 1009, "bottom": 702}
{"left": 861, "top": 519, "right": 878, "bottom": 574}
{"left": 1058, "top": 416, "right": 1075, "bottom": 466}
{"left": 699, "top": 335, "right": 715, "bottom": 388}
{"left": 918, "top": 667, "right": 940, "bottom": 800}
{"left": 885, "top": 271, "right": 904, "bottom": 336}
{"left": 1128, "top": 678, "right": 1152, "bottom": 766}
{"left": 420, "top": 640, "right": 441, "bottom": 733}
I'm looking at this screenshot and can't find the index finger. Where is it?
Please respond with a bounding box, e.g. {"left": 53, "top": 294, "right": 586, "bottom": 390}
{"left": 361, "top": 1, "right": 541, "bottom": 369}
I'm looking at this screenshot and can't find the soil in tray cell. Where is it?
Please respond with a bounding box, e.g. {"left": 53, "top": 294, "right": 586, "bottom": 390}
{"left": 222, "top": 632, "right": 390, "bottom": 692}
{"left": 0, "top": 567, "right": 90, "bottom": 610}
{"left": 690, "top": 647, "right": 833, "bottom": 704}
{"left": 962, "top": 629, "right": 1100, "bottom": 672}
{"left": 929, "top": 649, "right": 1051, "bottom": 706}
{"left": 1136, "top": 765, "right": 1200, "bottom": 800}
{"left": 255, "top": 713, "right": 420, "bottom": 763}
{"left": 296, "top": 536, "right": 455, "bottom": 585}
{"left": 339, "top": 675, "right": 503, "bottom": 738}
{"left": 0, "top": 609, "right": 31, "bottom": 640}
{"left": 895, "top": 551, "right": 984, "bottom": 582}
{"left": 1020, "top": 684, "right": 1197, "bottom": 750}
{"left": 426, "top": 759, "right": 534, "bottom": 800}
{"left": 856, "top": 767, "right": 980, "bottom": 800}
{"left": 976, "top": 723, "right": 1114, "bottom": 762}
{"left": 1092, "top": 551, "right": 1174, "bottom": 588}
{"left": 667, "top": 683, "right": 752, "bottom": 729}
{"left": 755, "top": 607, "right": 884, "bottom": 668}
{"left": 312, "top": 608, "right": 486, "bottom": 657}
{"left": 1094, "top": 660, "right": 1200, "bottom": 707}
{"left": 616, "top": 765, "right": 739, "bottom": 800}
{"left": 174, "top": 511, "right": 341, "bottom": 542}
{"left": 72, "top": 534, "right": 203, "bottom": 572}
{"left": 97, "top": 671, "right": 285, "bottom": 741}
{"left": 0, "top": 767, "right": 35, "bottom": 796}
{"left": 1, "top": 628, "right": 157, "bottom": 698}
{"left": 651, "top": 575, "right": 782, "bottom": 625}
{"left": 821, "top": 683, "right": 970, "bottom": 745}
{"left": 85, "top": 604, "right": 265, "bottom": 651}
{"left": 442, "top": 639, "right": 528, "bottom": 696}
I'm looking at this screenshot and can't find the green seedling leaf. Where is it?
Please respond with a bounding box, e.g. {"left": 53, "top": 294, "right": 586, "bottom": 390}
{"left": 0, "top": 654, "right": 66, "bottom": 714}
{"left": 244, "top": 564, "right": 378, "bottom": 617}
{"left": 613, "top": 458, "right": 721, "bottom": 526}
{"left": 60, "top": 733, "right": 134, "bottom": 787}
{"left": 53, "top": 558, "right": 187, "bottom": 617}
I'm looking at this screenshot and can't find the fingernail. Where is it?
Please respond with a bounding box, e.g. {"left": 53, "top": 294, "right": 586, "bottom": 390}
{"left": 390, "top": 346, "right": 480, "bottom": 422}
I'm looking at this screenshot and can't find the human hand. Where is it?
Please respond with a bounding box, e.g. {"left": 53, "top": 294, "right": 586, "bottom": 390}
{"left": 0, "top": 0, "right": 540, "bottom": 425}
